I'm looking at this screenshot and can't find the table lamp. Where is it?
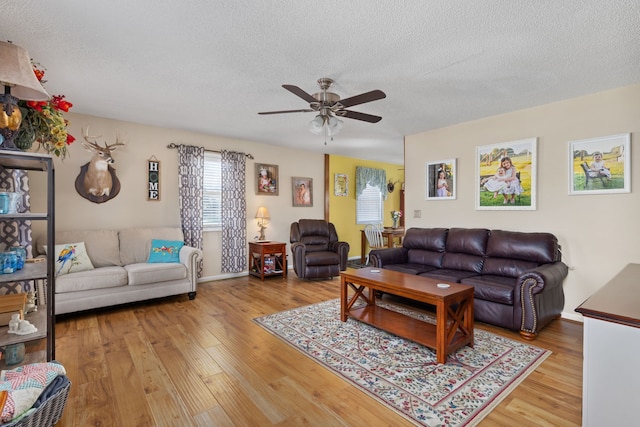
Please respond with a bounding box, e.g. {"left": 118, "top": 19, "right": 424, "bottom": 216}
{"left": 0, "top": 41, "right": 50, "bottom": 150}
{"left": 255, "top": 206, "right": 270, "bottom": 241}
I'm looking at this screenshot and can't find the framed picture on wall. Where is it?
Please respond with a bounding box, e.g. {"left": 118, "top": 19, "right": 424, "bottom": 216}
{"left": 334, "top": 173, "right": 348, "bottom": 197}
{"left": 256, "top": 163, "right": 279, "bottom": 195}
{"left": 292, "top": 177, "right": 313, "bottom": 206}
{"left": 476, "top": 138, "right": 537, "bottom": 210}
{"left": 426, "top": 159, "right": 456, "bottom": 200}
{"left": 568, "top": 133, "right": 630, "bottom": 195}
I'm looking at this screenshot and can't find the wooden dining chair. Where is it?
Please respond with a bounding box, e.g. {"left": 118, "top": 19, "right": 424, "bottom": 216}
{"left": 364, "top": 224, "right": 385, "bottom": 265}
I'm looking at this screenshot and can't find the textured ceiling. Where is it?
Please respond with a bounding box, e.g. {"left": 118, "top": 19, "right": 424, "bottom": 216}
{"left": 2, "top": 1, "right": 640, "bottom": 165}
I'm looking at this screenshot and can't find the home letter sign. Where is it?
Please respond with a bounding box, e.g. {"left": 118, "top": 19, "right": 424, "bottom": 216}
{"left": 148, "top": 158, "right": 160, "bottom": 201}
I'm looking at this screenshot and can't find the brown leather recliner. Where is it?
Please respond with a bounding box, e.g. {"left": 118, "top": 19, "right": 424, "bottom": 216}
{"left": 290, "top": 219, "right": 350, "bottom": 279}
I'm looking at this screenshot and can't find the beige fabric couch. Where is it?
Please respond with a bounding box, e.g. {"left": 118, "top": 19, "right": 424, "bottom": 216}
{"left": 37, "top": 227, "right": 202, "bottom": 315}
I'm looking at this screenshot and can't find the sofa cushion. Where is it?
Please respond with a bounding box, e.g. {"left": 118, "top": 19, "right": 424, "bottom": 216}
{"left": 419, "top": 269, "right": 480, "bottom": 283}
{"left": 119, "top": 227, "right": 185, "bottom": 265}
{"left": 55, "top": 266, "right": 128, "bottom": 293}
{"left": 402, "top": 228, "right": 448, "bottom": 251}
{"left": 55, "top": 229, "right": 121, "bottom": 267}
{"left": 383, "top": 264, "right": 436, "bottom": 275}
{"left": 53, "top": 242, "right": 94, "bottom": 276}
{"left": 304, "top": 251, "right": 340, "bottom": 266}
{"left": 445, "top": 228, "right": 490, "bottom": 256}
{"left": 441, "top": 253, "right": 484, "bottom": 273}
{"left": 482, "top": 258, "right": 539, "bottom": 278}
{"left": 407, "top": 249, "right": 444, "bottom": 268}
{"left": 126, "top": 263, "right": 187, "bottom": 286}
{"left": 438, "top": 228, "right": 489, "bottom": 273}
{"left": 148, "top": 239, "right": 184, "bottom": 263}
{"left": 486, "top": 230, "right": 558, "bottom": 263}
{"left": 461, "top": 275, "right": 517, "bottom": 305}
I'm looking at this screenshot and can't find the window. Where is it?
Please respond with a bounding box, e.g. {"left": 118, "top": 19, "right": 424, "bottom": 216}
{"left": 203, "top": 152, "right": 221, "bottom": 229}
{"left": 356, "top": 183, "right": 383, "bottom": 224}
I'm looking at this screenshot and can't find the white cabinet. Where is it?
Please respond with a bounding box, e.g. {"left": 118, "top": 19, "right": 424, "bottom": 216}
{"left": 0, "top": 150, "right": 55, "bottom": 366}
{"left": 575, "top": 263, "right": 640, "bottom": 426}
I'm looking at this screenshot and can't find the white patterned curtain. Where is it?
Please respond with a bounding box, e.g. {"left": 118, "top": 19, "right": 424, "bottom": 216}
{"left": 356, "top": 166, "right": 388, "bottom": 200}
{"left": 177, "top": 145, "right": 204, "bottom": 277}
{"left": 221, "top": 150, "right": 246, "bottom": 273}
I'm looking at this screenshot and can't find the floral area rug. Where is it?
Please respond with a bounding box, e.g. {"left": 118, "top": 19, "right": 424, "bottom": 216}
{"left": 254, "top": 298, "right": 551, "bottom": 426}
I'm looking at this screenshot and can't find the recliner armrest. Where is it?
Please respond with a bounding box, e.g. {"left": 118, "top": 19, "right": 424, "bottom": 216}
{"left": 369, "top": 247, "right": 408, "bottom": 268}
{"left": 329, "top": 241, "right": 350, "bottom": 270}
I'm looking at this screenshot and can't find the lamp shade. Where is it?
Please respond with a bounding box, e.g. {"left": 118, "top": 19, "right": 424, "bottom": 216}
{"left": 0, "top": 41, "right": 49, "bottom": 101}
{"left": 255, "top": 206, "right": 270, "bottom": 220}
{"left": 327, "top": 116, "right": 343, "bottom": 136}
{"left": 308, "top": 115, "right": 325, "bottom": 135}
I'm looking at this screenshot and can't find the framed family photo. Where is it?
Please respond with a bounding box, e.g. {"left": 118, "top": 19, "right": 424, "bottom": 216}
{"left": 334, "top": 173, "right": 348, "bottom": 197}
{"left": 256, "top": 163, "right": 279, "bottom": 195}
{"left": 476, "top": 138, "right": 537, "bottom": 210}
{"left": 568, "top": 133, "right": 630, "bottom": 195}
{"left": 292, "top": 177, "right": 313, "bottom": 206}
{"left": 425, "top": 159, "right": 456, "bottom": 200}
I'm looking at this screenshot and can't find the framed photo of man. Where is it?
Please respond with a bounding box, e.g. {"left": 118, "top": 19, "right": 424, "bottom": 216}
{"left": 476, "top": 138, "right": 537, "bottom": 210}
{"left": 568, "top": 133, "right": 630, "bottom": 195}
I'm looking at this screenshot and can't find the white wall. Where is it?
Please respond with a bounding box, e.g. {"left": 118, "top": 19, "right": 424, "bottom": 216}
{"left": 404, "top": 84, "right": 640, "bottom": 321}
{"left": 28, "top": 113, "right": 325, "bottom": 280}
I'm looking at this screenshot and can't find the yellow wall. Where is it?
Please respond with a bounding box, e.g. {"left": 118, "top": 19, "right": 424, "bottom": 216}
{"left": 328, "top": 155, "right": 404, "bottom": 259}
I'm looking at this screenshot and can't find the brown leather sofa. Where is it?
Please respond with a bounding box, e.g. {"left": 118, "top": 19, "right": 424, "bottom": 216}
{"left": 369, "top": 227, "right": 568, "bottom": 339}
{"left": 290, "top": 219, "right": 350, "bottom": 279}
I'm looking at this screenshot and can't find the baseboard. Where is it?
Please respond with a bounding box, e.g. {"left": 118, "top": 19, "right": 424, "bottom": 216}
{"left": 198, "top": 272, "right": 247, "bottom": 282}
{"left": 561, "top": 311, "right": 583, "bottom": 323}
{"left": 198, "top": 265, "right": 294, "bottom": 283}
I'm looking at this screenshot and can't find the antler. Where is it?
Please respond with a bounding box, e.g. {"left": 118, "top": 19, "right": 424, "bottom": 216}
{"left": 108, "top": 131, "right": 126, "bottom": 151}
{"left": 81, "top": 126, "right": 104, "bottom": 151}
{"left": 81, "top": 126, "right": 126, "bottom": 151}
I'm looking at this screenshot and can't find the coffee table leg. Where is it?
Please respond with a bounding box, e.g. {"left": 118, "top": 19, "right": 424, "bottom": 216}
{"left": 465, "top": 295, "right": 474, "bottom": 348}
{"left": 340, "top": 275, "right": 348, "bottom": 321}
{"left": 436, "top": 301, "right": 446, "bottom": 364}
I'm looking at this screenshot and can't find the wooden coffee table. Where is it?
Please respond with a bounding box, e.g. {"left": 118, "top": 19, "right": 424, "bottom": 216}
{"left": 340, "top": 267, "right": 474, "bottom": 364}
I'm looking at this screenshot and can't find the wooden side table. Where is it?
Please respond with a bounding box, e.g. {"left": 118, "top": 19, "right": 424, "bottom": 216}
{"left": 248, "top": 241, "right": 287, "bottom": 280}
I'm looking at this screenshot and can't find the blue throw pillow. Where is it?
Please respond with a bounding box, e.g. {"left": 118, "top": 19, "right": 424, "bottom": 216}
{"left": 148, "top": 239, "right": 184, "bottom": 263}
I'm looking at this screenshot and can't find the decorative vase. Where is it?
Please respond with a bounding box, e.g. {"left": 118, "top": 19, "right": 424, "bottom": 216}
{"left": 392, "top": 218, "right": 399, "bottom": 228}
{"left": 4, "top": 343, "right": 25, "bottom": 365}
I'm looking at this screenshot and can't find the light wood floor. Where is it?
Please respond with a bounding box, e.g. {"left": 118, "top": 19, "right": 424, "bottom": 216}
{"left": 53, "top": 273, "right": 583, "bottom": 426}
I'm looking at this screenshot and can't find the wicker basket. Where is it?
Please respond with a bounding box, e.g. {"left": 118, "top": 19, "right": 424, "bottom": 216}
{"left": 2, "top": 377, "right": 71, "bottom": 427}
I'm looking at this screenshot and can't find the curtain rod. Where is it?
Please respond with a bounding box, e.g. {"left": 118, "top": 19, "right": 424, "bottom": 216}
{"left": 167, "top": 143, "right": 254, "bottom": 159}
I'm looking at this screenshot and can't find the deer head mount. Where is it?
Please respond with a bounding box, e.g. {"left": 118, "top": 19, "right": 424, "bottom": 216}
{"left": 74, "top": 127, "right": 125, "bottom": 203}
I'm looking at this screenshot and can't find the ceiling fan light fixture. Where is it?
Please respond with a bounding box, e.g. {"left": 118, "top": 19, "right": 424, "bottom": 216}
{"left": 327, "top": 115, "right": 343, "bottom": 136}
{"left": 308, "top": 114, "right": 325, "bottom": 135}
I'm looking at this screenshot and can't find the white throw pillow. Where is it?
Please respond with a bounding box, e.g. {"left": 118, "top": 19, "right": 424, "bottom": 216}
{"left": 53, "top": 242, "right": 95, "bottom": 276}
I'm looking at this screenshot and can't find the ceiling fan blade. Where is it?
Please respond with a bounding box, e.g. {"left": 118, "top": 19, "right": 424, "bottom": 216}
{"left": 258, "top": 109, "right": 314, "bottom": 115}
{"left": 282, "top": 85, "right": 318, "bottom": 104}
{"left": 336, "top": 90, "right": 386, "bottom": 109}
{"left": 341, "top": 110, "right": 382, "bottom": 123}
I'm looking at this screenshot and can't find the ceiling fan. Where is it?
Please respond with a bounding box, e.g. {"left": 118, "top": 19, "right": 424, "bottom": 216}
{"left": 258, "top": 78, "right": 386, "bottom": 139}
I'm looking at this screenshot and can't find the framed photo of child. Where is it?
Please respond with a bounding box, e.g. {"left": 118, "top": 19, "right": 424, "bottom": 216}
{"left": 426, "top": 159, "right": 456, "bottom": 200}
{"left": 476, "top": 138, "right": 537, "bottom": 210}
{"left": 292, "top": 177, "right": 313, "bottom": 207}
{"left": 568, "top": 133, "right": 630, "bottom": 195}
{"left": 256, "top": 163, "right": 279, "bottom": 195}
